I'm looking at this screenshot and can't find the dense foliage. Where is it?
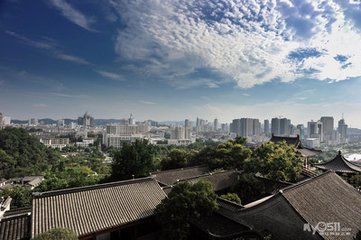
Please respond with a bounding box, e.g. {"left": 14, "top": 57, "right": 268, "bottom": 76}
{"left": 245, "top": 141, "right": 303, "bottom": 182}
{"left": 0, "top": 127, "right": 58, "bottom": 178}
{"left": 219, "top": 193, "right": 241, "bottom": 204}
{"left": 232, "top": 173, "right": 266, "bottom": 204}
{"left": 0, "top": 186, "right": 32, "bottom": 208}
{"left": 32, "top": 228, "right": 77, "bottom": 240}
{"left": 111, "top": 139, "right": 156, "bottom": 181}
{"left": 154, "top": 181, "right": 218, "bottom": 240}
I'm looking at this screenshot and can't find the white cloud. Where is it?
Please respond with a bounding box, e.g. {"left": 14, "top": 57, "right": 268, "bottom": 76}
{"left": 109, "top": 0, "right": 361, "bottom": 88}
{"left": 50, "top": 0, "right": 96, "bottom": 31}
{"left": 5, "top": 30, "right": 92, "bottom": 66}
{"left": 5, "top": 30, "right": 54, "bottom": 50}
{"left": 95, "top": 70, "right": 123, "bottom": 81}
{"left": 56, "top": 53, "right": 92, "bottom": 65}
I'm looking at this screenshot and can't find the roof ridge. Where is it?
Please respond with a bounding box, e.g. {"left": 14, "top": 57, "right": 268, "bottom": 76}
{"left": 32, "top": 176, "right": 155, "bottom": 198}
{"left": 178, "top": 170, "right": 237, "bottom": 182}
{"left": 280, "top": 171, "right": 333, "bottom": 193}
{"left": 151, "top": 164, "right": 208, "bottom": 174}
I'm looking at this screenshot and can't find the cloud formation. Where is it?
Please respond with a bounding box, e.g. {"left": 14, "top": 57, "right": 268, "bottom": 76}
{"left": 50, "top": 0, "right": 96, "bottom": 31}
{"left": 5, "top": 30, "right": 92, "bottom": 65}
{"left": 110, "top": 0, "right": 361, "bottom": 88}
{"left": 95, "top": 70, "right": 123, "bottom": 81}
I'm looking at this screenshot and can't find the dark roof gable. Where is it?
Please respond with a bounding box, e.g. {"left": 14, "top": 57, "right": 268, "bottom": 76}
{"left": 314, "top": 150, "right": 361, "bottom": 174}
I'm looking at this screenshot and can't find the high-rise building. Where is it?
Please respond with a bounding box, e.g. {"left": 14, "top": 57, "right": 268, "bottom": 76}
{"left": 271, "top": 118, "right": 280, "bottom": 136}
{"left": 279, "top": 118, "right": 291, "bottom": 136}
{"left": 78, "top": 112, "right": 94, "bottom": 127}
{"left": 264, "top": 119, "right": 270, "bottom": 137}
{"left": 338, "top": 118, "right": 348, "bottom": 141}
{"left": 184, "top": 119, "right": 192, "bottom": 139}
{"left": 307, "top": 120, "right": 323, "bottom": 142}
{"left": 239, "top": 118, "right": 260, "bottom": 137}
{"left": 296, "top": 124, "right": 305, "bottom": 140}
{"left": 129, "top": 114, "right": 135, "bottom": 125}
{"left": 320, "top": 116, "right": 334, "bottom": 141}
{"left": 231, "top": 119, "right": 241, "bottom": 135}
{"left": 171, "top": 126, "right": 185, "bottom": 140}
{"left": 214, "top": 118, "right": 219, "bottom": 131}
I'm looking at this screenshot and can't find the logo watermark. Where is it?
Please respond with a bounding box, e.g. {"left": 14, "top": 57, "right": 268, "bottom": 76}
{"left": 304, "top": 222, "right": 352, "bottom": 236}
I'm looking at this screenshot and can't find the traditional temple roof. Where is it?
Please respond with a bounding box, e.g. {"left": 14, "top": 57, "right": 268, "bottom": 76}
{"left": 31, "top": 177, "right": 166, "bottom": 238}
{"left": 151, "top": 165, "right": 209, "bottom": 186}
{"left": 314, "top": 150, "right": 361, "bottom": 174}
{"left": 217, "top": 172, "right": 361, "bottom": 240}
{"left": 270, "top": 134, "right": 302, "bottom": 148}
{"left": 270, "top": 134, "right": 322, "bottom": 157}
{"left": 178, "top": 170, "right": 239, "bottom": 192}
{"left": 0, "top": 212, "right": 31, "bottom": 240}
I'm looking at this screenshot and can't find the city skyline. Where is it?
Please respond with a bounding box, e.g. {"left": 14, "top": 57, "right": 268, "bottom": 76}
{"left": 1, "top": 1, "right": 361, "bottom": 127}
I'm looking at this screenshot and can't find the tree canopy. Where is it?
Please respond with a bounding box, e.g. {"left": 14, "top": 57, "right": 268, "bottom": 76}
{"left": 0, "top": 127, "right": 58, "bottom": 178}
{"left": 245, "top": 141, "right": 303, "bottom": 182}
{"left": 154, "top": 181, "right": 218, "bottom": 240}
{"left": 111, "top": 139, "right": 155, "bottom": 181}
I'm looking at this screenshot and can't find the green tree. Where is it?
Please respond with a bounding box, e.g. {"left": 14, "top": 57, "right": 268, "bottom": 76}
{"left": 349, "top": 174, "right": 361, "bottom": 190}
{"left": 0, "top": 186, "right": 32, "bottom": 209}
{"left": 0, "top": 127, "right": 59, "bottom": 178}
{"left": 232, "top": 173, "right": 266, "bottom": 204}
{"left": 160, "top": 148, "right": 191, "bottom": 170}
{"left": 154, "top": 181, "right": 218, "bottom": 240}
{"left": 0, "top": 149, "right": 16, "bottom": 178}
{"left": 32, "top": 228, "right": 77, "bottom": 240}
{"left": 220, "top": 193, "right": 241, "bottom": 204}
{"left": 111, "top": 139, "right": 155, "bottom": 181}
{"left": 245, "top": 141, "right": 303, "bottom": 182}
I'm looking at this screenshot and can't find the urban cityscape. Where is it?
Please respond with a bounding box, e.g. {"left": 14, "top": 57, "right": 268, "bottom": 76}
{"left": 0, "top": 112, "right": 357, "bottom": 150}
{"left": 1, "top": 0, "right": 361, "bottom": 240}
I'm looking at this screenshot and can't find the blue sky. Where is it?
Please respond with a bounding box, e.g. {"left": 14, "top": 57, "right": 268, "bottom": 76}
{"left": 1, "top": 0, "right": 361, "bottom": 127}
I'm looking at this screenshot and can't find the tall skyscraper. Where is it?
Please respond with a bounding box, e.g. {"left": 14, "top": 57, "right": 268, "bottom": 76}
{"left": 213, "top": 118, "right": 219, "bottom": 131}
{"left": 239, "top": 118, "right": 260, "bottom": 137}
{"left": 271, "top": 118, "right": 280, "bottom": 136}
{"left": 264, "top": 119, "right": 270, "bottom": 137}
{"left": 307, "top": 120, "right": 323, "bottom": 142}
{"left": 184, "top": 119, "right": 192, "bottom": 139}
{"left": 296, "top": 124, "right": 305, "bottom": 139}
{"left": 338, "top": 118, "right": 348, "bottom": 141}
{"left": 320, "top": 116, "right": 334, "bottom": 141}
{"left": 231, "top": 119, "right": 241, "bottom": 135}
{"left": 279, "top": 118, "right": 291, "bottom": 136}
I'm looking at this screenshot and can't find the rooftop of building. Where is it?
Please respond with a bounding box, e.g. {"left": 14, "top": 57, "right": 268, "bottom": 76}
{"left": 31, "top": 177, "right": 167, "bottom": 238}
{"left": 314, "top": 150, "right": 361, "bottom": 174}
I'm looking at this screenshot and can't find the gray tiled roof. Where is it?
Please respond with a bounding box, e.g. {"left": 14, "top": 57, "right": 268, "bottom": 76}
{"left": 0, "top": 213, "right": 31, "bottom": 240}
{"left": 218, "top": 172, "right": 361, "bottom": 240}
{"left": 314, "top": 151, "right": 361, "bottom": 174}
{"left": 31, "top": 177, "right": 166, "bottom": 238}
{"left": 270, "top": 134, "right": 301, "bottom": 148}
{"left": 282, "top": 172, "right": 361, "bottom": 239}
{"left": 151, "top": 165, "right": 209, "bottom": 186}
{"left": 179, "top": 170, "right": 239, "bottom": 192}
